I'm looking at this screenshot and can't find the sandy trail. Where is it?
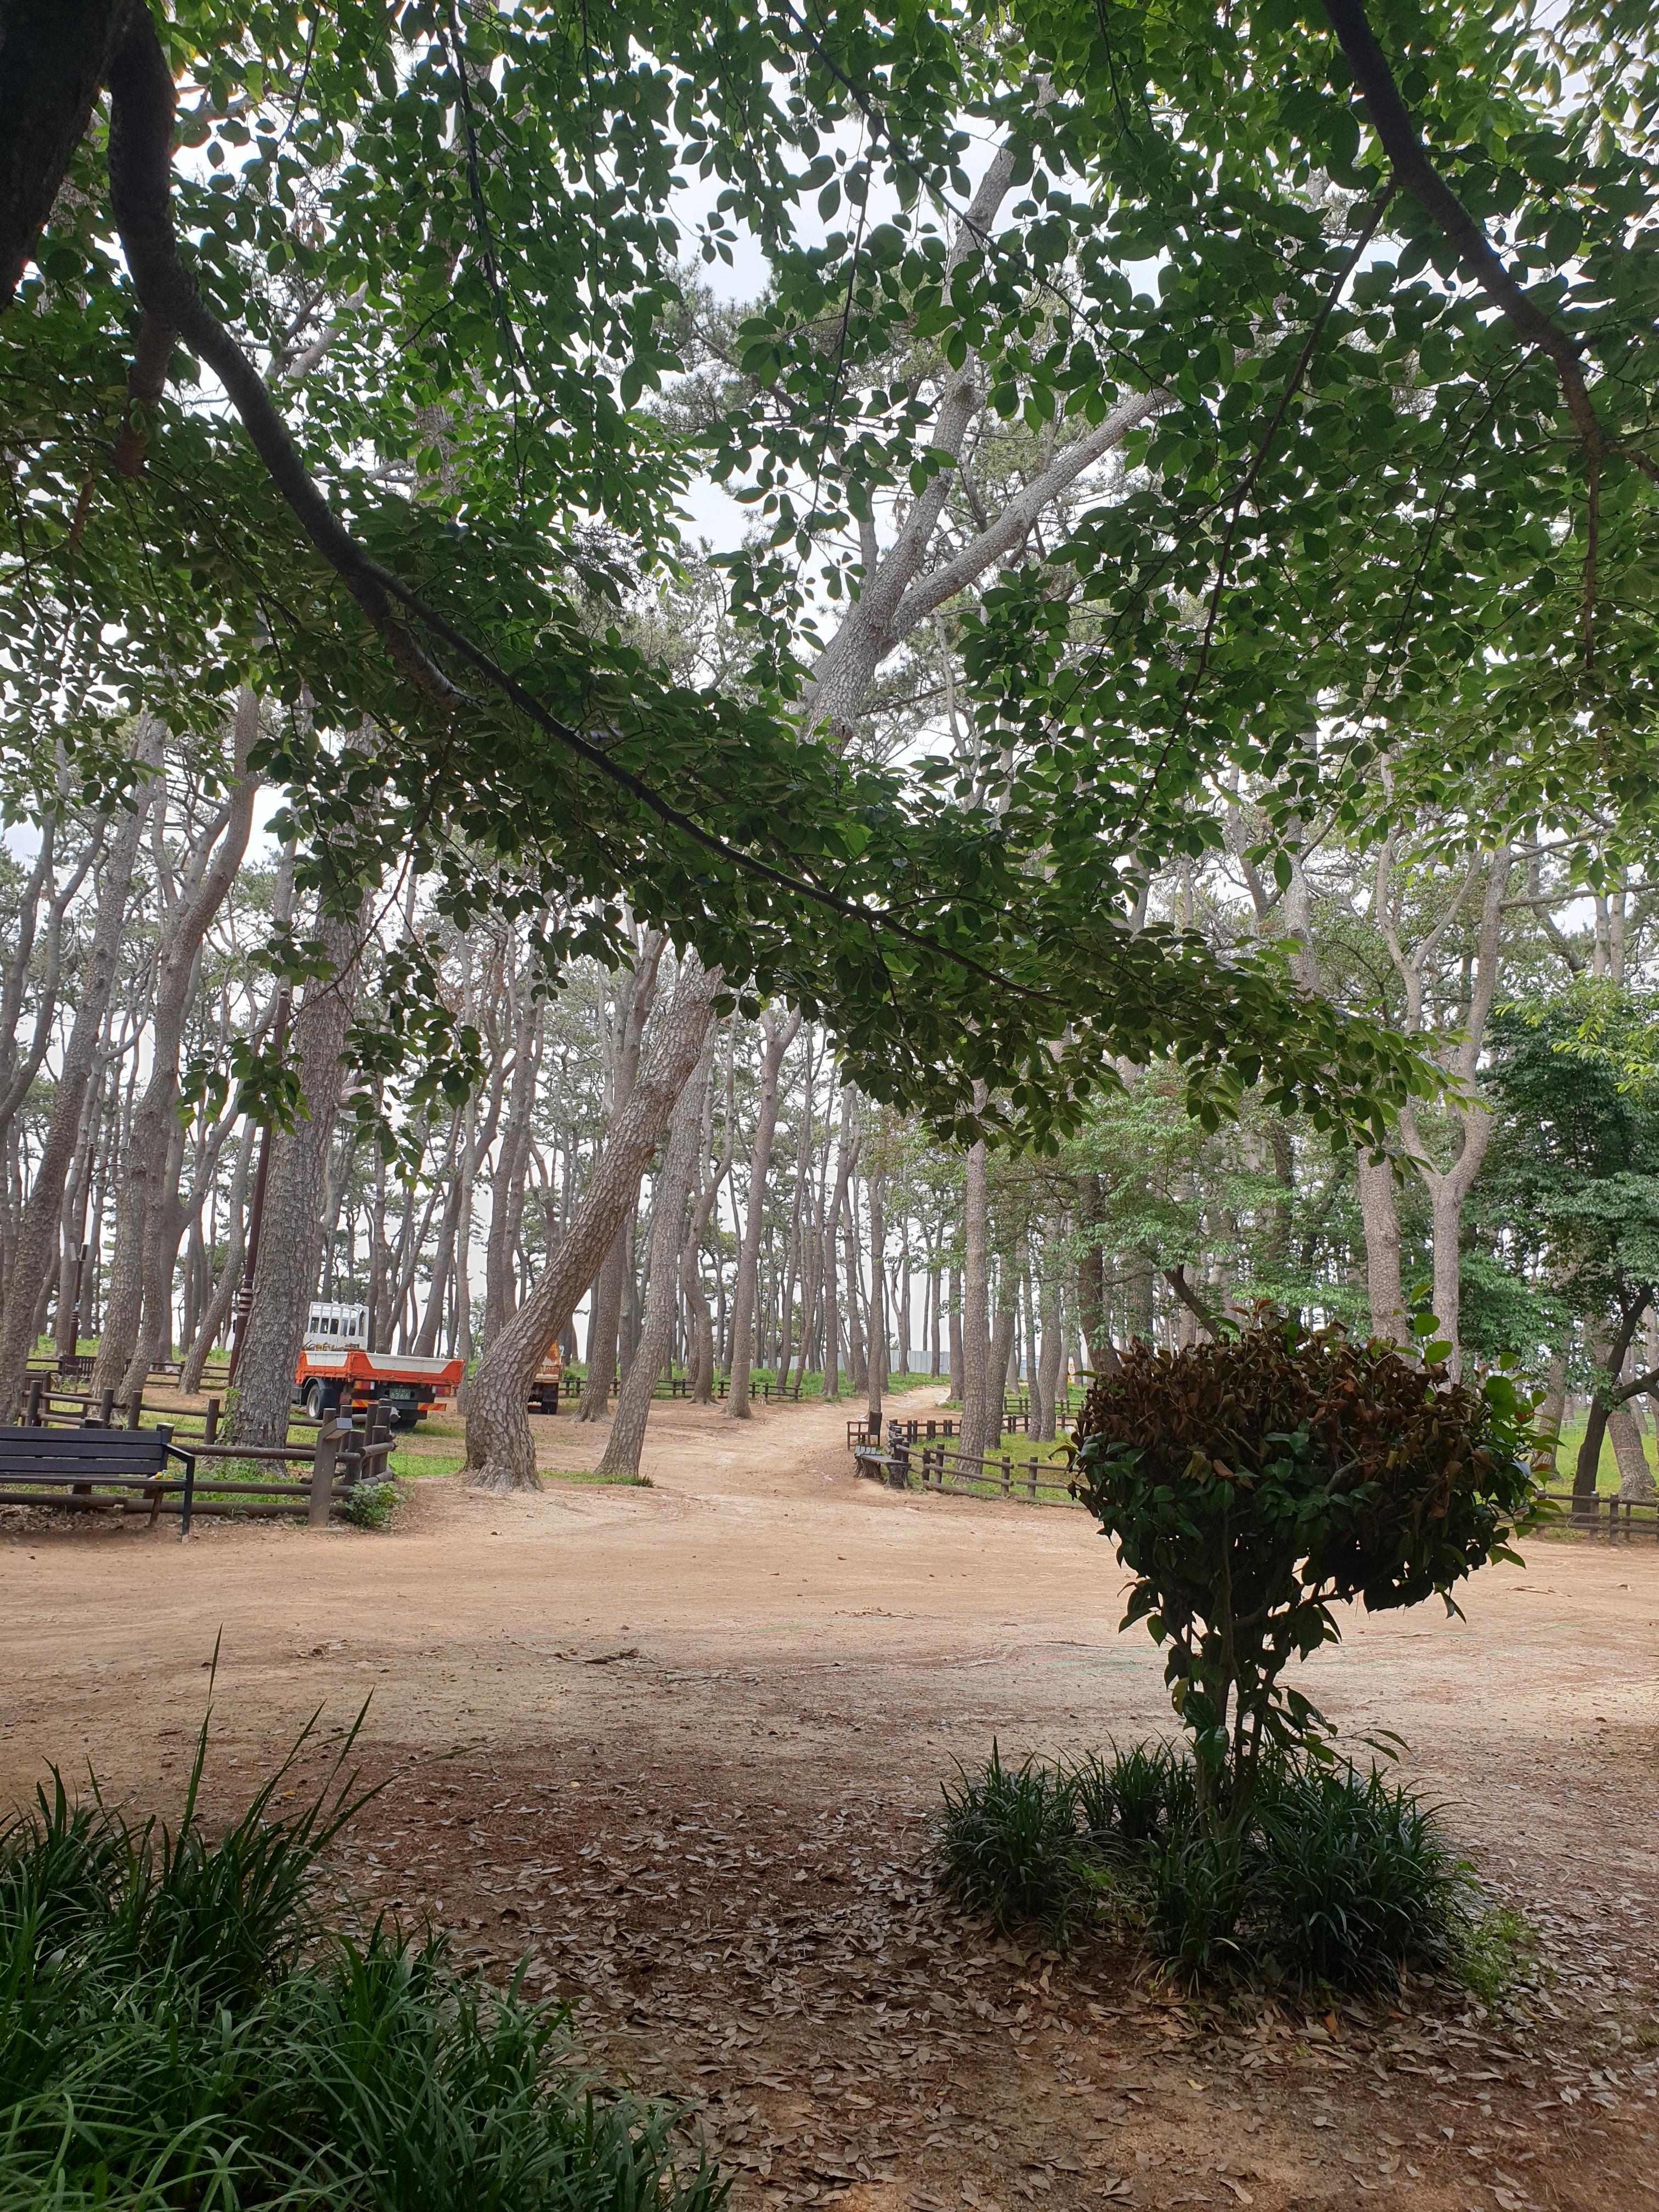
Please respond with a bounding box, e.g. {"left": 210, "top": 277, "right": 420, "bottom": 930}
{"left": 3, "top": 1387, "right": 1656, "bottom": 2212}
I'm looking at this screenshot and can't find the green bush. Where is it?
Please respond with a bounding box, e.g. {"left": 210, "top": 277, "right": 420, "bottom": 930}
{"left": 1070, "top": 1315, "right": 1543, "bottom": 1818}
{"left": 937, "top": 1742, "right": 1080, "bottom": 1932}
{"left": 342, "top": 1476, "right": 402, "bottom": 1529}
{"left": 937, "top": 1739, "right": 1478, "bottom": 1991}
{"left": 0, "top": 1716, "right": 727, "bottom": 2211}
{"left": 1249, "top": 1760, "right": 1466, "bottom": 1989}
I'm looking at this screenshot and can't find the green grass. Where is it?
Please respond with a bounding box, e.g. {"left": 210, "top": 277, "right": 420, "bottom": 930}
{"left": 0, "top": 1707, "right": 726, "bottom": 2210}
{"left": 542, "top": 1468, "right": 652, "bottom": 1487}
{"left": 938, "top": 1740, "right": 1491, "bottom": 1994}
{"left": 1544, "top": 1412, "right": 1642, "bottom": 1494}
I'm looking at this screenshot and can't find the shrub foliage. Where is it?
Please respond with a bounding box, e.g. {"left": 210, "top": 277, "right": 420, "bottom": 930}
{"left": 0, "top": 1714, "right": 726, "bottom": 2212}
{"left": 1070, "top": 1316, "right": 1542, "bottom": 1814}
{"left": 938, "top": 1740, "right": 1480, "bottom": 1992}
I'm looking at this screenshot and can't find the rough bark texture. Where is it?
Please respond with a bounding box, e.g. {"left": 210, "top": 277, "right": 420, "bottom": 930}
{"left": 0, "top": 0, "right": 129, "bottom": 312}
{"left": 0, "top": 724, "right": 160, "bottom": 1417}
{"left": 224, "top": 905, "right": 361, "bottom": 1445}
{"left": 594, "top": 1039, "right": 712, "bottom": 1479}
{"left": 464, "top": 957, "right": 720, "bottom": 1492}
{"left": 1357, "top": 1150, "right": 1408, "bottom": 1344}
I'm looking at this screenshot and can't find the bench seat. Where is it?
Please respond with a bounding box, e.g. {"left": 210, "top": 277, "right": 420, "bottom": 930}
{"left": 0, "top": 1425, "right": 196, "bottom": 1533}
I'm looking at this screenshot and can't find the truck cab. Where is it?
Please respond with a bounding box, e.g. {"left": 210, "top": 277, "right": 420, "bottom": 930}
{"left": 292, "top": 1304, "right": 464, "bottom": 1428}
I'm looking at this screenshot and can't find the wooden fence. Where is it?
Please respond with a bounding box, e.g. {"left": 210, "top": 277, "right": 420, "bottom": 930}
{"left": 849, "top": 1432, "right": 1659, "bottom": 1539}
{"left": 14, "top": 1381, "right": 393, "bottom": 1525}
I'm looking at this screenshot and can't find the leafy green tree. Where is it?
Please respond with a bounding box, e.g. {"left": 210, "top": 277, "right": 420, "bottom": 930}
{"left": 1483, "top": 986, "right": 1659, "bottom": 1503}
{"left": 1070, "top": 1316, "right": 1541, "bottom": 1822}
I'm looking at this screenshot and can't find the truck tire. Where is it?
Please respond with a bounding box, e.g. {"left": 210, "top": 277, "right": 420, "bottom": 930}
{"left": 393, "top": 1404, "right": 419, "bottom": 1430}
{"left": 304, "top": 1382, "right": 325, "bottom": 1420}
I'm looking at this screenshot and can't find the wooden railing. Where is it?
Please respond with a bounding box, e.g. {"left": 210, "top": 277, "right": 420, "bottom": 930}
{"left": 15, "top": 1383, "right": 393, "bottom": 1525}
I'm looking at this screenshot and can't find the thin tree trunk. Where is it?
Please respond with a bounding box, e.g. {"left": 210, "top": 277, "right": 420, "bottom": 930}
{"left": 865, "top": 1169, "right": 886, "bottom": 1435}
{"left": 595, "top": 1038, "right": 712, "bottom": 1479}
{"left": 464, "top": 957, "right": 720, "bottom": 1491}
{"left": 0, "top": 724, "right": 161, "bottom": 1417}
{"left": 224, "top": 901, "right": 362, "bottom": 1445}
{"left": 726, "top": 1007, "right": 801, "bottom": 1418}
{"left": 957, "top": 1089, "right": 991, "bottom": 1464}
{"left": 93, "top": 700, "right": 258, "bottom": 1395}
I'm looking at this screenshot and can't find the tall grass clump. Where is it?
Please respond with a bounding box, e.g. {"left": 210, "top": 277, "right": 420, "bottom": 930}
{"left": 938, "top": 1742, "right": 1080, "bottom": 1932}
{"left": 0, "top": 1699, "right": 727, "bottom": 2212}
{"left": 936, "top": 1737, "right": 1487, "bottom": 1993}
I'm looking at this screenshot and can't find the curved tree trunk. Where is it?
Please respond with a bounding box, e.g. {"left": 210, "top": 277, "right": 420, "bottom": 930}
{"left": 180, "top": 1120, "right": 256, "bottom": 1392}
{"left": 464, "top": 956, "right": 720, "bottom": 1492}
{"left": 595, "top": 1036, "right": 712, "bottom": 1479}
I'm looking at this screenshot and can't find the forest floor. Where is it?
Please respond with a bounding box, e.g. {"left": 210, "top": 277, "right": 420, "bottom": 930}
{"left": 2, "top": 1389, "right": 1656, "bottom": 2212}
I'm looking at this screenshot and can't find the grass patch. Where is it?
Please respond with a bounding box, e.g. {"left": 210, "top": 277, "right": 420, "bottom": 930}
{"left": 938, "top": 1740, "right": 1502, "bottom": 1995}
{"left": 0, "top": 1706, "right": 726, "bottom": 2210}
{"left": 540, "top": 1467, "right": 652, "bottom": 1487}
{"left": 392, "top": 1445, "right": 466, "bottom": 1480}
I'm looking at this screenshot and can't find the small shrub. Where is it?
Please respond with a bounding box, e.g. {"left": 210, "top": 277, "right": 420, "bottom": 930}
{"left": 341, "top": 1477, "right": 401, "bottom": 1529}
{"left": 938, "top": 1739, "right": 1497, "bottom": 1995}
{"left": 1070, "top": 1314, "right": 1542, "bottom": 1817}
{"left": 1455, "top": 1902, "right": 1543, "bottom": 2005}
{"left": 1250, "top": 1761, "right": 1466, "bottom": 1989}
{"left": 1140, "top": 1829, "right": 1244, "bottom": 1982}
{"left": 1069, "top": 1740, "right": 1196, "bottom": 1852}
{"left": 938, "top": 1742, "right": 1079, "bottom": 1932}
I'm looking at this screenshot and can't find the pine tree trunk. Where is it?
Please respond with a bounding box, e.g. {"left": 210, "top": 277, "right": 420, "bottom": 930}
{"left": 595, "top": 1039, "right": 711, "bottom": 1479}
{"left": 1357, "top": 1150, "right": 1408, "bottom": 1345}
{"left": 0, "top": 726, "right": 160, "bottom": 1417}
{"left": 464, "top": 957, "right": 719, "bottom": 1491}
{"left": 956, "top": 1101, "right": 991, "bottom": 1463}
{"left": 93, "top": 713, "right": 257, "bottom": 1397}
{"left": 224, "top": 905, "right": 360, "bottom": 1445}
{"left": 726, "top": 1008, "right": 800, "bottom": 1419}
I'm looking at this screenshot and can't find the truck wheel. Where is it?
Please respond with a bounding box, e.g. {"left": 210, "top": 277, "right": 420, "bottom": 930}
{"left": 304, "top": 1382, "right": 325, "bottom": 1419}
{"left": 393, "top": 1406, "right": 419, "bottom": 1430}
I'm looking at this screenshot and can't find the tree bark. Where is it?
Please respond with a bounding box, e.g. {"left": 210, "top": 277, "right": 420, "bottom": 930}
{"left": 595, "top": 1036, "right": 712, "bottom": 1479}
{"left": 0, "top": 721, "right": 161, "bottom": 1417}
{"left": 957, "top": 1090, "right": 992, "bottom": 1464}
{"left": 726, "top": 1007, "right": 800, "bottom": 1418}
{"left": 464, "top": 956, "right": 720, "bottom": 1491}
{"left": 0, "top": 0, "right": 131, "bottom": 312}
{"left": 95, "top": 697, "right": 258, "bottom": 1396}
{"left": 865, "top": 1168, "right": 887, "bottom": 1435}
{"left": 224, "top": 902, "right": 362, "bottom": 1444}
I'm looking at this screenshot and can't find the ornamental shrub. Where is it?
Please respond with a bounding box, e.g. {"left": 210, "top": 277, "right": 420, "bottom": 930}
{"left": 1069, "top": 1314, "right": 1542, "bottom": 1819}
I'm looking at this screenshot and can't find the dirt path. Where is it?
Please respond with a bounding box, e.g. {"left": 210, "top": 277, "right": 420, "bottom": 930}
{"left": 3, "top": 1389, "right": 1656, "bottom": 2212}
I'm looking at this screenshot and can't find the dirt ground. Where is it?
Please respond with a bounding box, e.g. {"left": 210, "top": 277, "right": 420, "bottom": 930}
{"left": 2, "top": 1387, "right": 1656, "bottom": 2212}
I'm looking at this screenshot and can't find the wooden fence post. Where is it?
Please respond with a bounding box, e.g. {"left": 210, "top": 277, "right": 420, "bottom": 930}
{"left": 308, "top": 1420, "right": 342, "bottom": 1527}
{"left": 1000, "top": 1453, "right": 1011, "bottom": 1497}
{"left": 25, "top": 1377, "right": 41, "bottom": 1426}
{"left": 1026, "top": 1456, "right": 1039, "bottom": 1500}
{"left": 204, "top": 1396, "right": 219, "bottom": 1443}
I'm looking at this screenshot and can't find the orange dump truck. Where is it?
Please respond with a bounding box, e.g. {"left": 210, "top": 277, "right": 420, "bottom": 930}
{"left": 292, "top": 1302, "right": 463, "bottom": 1429}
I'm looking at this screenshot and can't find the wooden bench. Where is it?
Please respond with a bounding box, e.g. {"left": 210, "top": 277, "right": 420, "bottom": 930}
{"left": 0, "top": 1425, "right": 197, "bottom": 1535}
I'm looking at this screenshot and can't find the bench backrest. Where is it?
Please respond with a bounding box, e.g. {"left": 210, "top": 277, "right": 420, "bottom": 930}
{"left": 0, "top": 1425, "right": 168, "bottom": 1473}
